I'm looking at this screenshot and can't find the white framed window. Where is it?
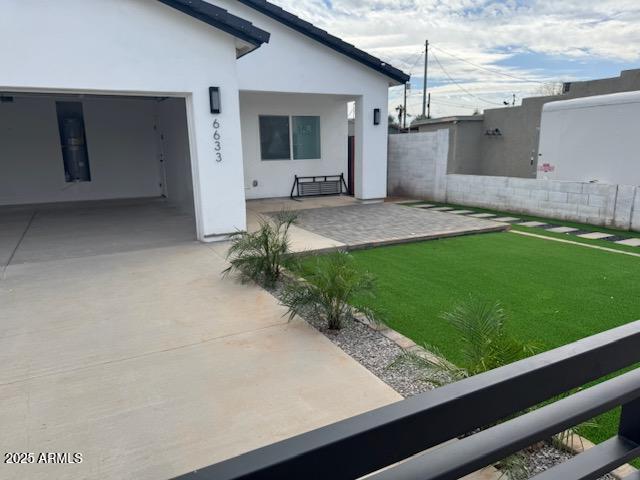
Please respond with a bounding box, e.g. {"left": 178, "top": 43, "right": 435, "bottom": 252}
{"left": 292, "top": 116, "right": 321, "bottom": 160}
{"left": 259, "top": 115, "right": 321, "bottom": 161}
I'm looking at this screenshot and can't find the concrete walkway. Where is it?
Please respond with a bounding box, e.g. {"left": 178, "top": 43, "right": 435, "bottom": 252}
{"left": 0, "top": 200, "right": 401, "bottom": 480}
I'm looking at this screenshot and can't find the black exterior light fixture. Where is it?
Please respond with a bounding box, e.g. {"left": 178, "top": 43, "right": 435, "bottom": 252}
{"left": 209, "top": 87, "right": 221, "bottom": 114}
{"left": 485, "top": 128, "right": 503, "bottom": 137}
{"left": 373, "top": 108, "right": 381, "bottom": 125}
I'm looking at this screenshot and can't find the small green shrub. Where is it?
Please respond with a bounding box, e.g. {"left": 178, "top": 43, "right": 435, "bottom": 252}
{"left": 222, "top": 210, "right": 297, "bottom": 287}
{"left": 401, "top": 297, "right": 536, "bottom": 384}
{"left": 280, "top": 252, "right": 377, "bottom": 330}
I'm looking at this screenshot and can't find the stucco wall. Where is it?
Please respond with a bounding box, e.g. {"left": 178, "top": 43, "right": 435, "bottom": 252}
{"left": 1, "top": 0, "right": 245, "bottom": 240}
{"left": 0, "top": 95, "right": 162, "bottom": 205}
{"left": 216, "top": 0, "right": 393, "bottom": 200}
{"left": 240, "top": 92, "right": 348, "bottom": 199}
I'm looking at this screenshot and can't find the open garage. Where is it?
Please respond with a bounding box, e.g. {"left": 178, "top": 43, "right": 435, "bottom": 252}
{"left": 0, "top": 92, "right": 198, "bottom": 264}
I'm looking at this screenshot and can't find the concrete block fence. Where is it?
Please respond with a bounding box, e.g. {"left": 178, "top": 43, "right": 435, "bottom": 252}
{"left": 445, "top": 175, "right": 640, "bottom": 231}
{"left": 388, "top": 133, "right": 640, "bottom": 231}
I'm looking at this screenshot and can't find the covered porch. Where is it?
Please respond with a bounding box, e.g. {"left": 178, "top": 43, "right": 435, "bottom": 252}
{"left": 239, "top": 91, "right": 384, "bottom": 202}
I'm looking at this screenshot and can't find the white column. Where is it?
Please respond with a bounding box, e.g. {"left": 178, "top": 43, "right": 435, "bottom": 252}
{"left": 354, "top": 93, "right": 388, "bottom": 200}
{"left": 187, "top": 87, "right": 247, "bottom": 241}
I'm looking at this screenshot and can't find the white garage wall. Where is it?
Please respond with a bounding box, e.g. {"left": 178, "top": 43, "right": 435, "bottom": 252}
{"left": 158, "top": 98, "right": 195, "bottom": 214}
{"left": 1, "top": 0, "right": 246, "bottom": 240}
{"left": 240, "top": 92, "right": 348, "bottom": 199}
{"left": 0, "top": 95, "right": 161, "bottom": 206}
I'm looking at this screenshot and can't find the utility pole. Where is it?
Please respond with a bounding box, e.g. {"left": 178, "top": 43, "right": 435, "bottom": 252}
{"left": 422, "top": 39, "right": 429, "bottom": 118}
{"left": 403, "top": 83, "right": 407, "bottom": 129}
{"left": 427, "top": 93, "right": 431, "bottom": 119}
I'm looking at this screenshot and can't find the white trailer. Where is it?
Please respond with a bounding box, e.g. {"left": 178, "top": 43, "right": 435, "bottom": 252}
{"left": 537, "top": 90, "right": 640, "bottom": 185}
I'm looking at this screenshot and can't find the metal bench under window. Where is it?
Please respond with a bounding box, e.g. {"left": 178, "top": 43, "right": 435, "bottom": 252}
{"left": 290, "top": 173, "right": 349, "bottom": 199}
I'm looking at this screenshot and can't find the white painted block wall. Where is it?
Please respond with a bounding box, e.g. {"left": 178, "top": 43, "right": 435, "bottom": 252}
{"left": 388, "top": 131, "right": 448, "bottom": 201}
{"left": 388, "top": 131, "right": 640, "bottom": 231}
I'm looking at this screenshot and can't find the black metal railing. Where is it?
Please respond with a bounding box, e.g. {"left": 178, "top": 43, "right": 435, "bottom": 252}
{"left": 174, "top": 319, "right": 640, "bottom": 480}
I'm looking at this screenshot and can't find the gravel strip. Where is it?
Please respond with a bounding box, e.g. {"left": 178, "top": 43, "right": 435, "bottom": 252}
{"left": 523, "top": 444, "right": 616, "bottom": 479}
{"left": 269, "top": 278, "right": 623, "bottom": 479}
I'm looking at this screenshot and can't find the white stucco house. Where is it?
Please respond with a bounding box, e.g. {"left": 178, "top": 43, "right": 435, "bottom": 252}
{"left": 0, "top": 0, "right": 409, "bottom": 241}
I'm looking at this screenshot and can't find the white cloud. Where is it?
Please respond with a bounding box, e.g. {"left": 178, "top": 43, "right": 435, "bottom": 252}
{"left": 269, "top": 0, "right": 640, "bottom": 117}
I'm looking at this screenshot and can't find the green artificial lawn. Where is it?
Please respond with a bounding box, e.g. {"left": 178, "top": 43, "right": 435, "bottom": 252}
{"left": 299, "top": 232, "right": 640, "bottom": 457}
{"left": 407, "top": 201, "right": 640, "bottom": 254}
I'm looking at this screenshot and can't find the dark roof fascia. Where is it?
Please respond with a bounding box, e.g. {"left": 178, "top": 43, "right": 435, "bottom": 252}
{"left": 237, "top": 0, "right": 410, "bottom": 84}
{"left": 157, "top": 0, "right": 270, "bottom": 48}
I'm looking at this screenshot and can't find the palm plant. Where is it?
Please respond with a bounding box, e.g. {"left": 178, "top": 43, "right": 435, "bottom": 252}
{"left": 401, "top": 297, "right": 536, "bottom": 385}
{"left": 222, "top": 210, "right": 297, "bottom": 288}
{"left": 279, "top": 251, "right": 377, "bottom": 330}
{"left": 398, "top": 298, "right": 594, "bottom": 478}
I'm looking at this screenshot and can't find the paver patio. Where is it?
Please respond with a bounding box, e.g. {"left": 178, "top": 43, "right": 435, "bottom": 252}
{"left": 279, "top": 203, "right": 508, "bottom": 248}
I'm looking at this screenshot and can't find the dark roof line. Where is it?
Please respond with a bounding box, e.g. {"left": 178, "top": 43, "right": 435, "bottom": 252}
{"left": 157, "top": 0, "right": 270, "bottom": 48}
{"left": 237, "top": 0, "right": 410, "bottom": 84}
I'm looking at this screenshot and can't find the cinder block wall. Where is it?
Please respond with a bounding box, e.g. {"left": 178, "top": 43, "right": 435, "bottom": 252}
{"left": 446, "top": 175, "right": 639, "bottom": 230}
{"left": 387, "top": 133, "right": 639, "bottom": 231}
{"left": 388, "top": 130, "right": 448, "bottom": 201}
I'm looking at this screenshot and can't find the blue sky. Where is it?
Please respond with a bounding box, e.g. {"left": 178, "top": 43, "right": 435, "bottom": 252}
{"left": 270, "top": 0, "right": 640, "bottom": 118}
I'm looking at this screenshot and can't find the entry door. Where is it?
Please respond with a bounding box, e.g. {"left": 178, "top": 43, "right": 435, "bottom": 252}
{"left": 347, "top": 135, "right": 355, "bottom": 196}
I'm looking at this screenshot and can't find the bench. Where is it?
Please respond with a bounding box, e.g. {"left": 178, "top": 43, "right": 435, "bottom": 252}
{"left": 290, "top": 173, "right": 349, "bottom": 199}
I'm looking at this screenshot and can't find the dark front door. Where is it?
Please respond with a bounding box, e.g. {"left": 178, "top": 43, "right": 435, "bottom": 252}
{"left": 347, "top": 135, "right": 355, "bottom": 195}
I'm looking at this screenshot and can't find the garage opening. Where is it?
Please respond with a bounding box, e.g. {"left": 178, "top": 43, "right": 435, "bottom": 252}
{"left": 0, "top": 92, "right": 198, "bottom": 265}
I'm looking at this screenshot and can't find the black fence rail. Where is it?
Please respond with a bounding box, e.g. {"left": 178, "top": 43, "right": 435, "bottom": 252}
{"left": 290, "top": 173, "right": 349, "bottom": 199}
{"left": 174, "top": 319, "right": 640, "bottom": 480}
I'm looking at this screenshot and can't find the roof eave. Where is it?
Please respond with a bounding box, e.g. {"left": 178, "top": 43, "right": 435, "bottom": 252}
{"left": 237, "top": 0, "right": 409, "bottom": 84}
{"left": 157, "top": 0, "right": 270, "bottom": 54}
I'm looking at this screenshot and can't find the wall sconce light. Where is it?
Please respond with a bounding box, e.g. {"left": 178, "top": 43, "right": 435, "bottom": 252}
{"left": 373, "top": 108, "right": 381, "bottom": 125}
{"left": 484, "top": 128, "right": 502, "bottom": 137}
{"left": 209, "top": 87, "right": 221, "bottom": 114}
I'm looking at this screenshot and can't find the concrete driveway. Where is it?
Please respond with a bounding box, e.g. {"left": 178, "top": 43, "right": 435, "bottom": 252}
{"left": 0, "top": 200, "right": 401, "bottom": 480}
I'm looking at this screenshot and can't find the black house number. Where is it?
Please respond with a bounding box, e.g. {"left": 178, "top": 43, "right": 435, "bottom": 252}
{"left": 213, "top": 119, "right": 222, "bottom": 162}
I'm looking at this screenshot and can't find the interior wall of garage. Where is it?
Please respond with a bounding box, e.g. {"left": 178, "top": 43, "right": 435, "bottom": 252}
{"left": 0, "top": 95, "right": 163, "bottom": 206}
{"left": 157, "top": 98, "right": 195, "bottom": 214}
{"left": 240, "top": 92, "right": 348, "bottom": 199}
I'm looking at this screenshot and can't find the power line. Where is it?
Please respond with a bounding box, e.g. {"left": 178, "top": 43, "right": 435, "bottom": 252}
{"left": 430, "top": 44, "right": 545, "bottom": 85}
{"left": 430, "top": 50, "right": 504, "bottom": 106}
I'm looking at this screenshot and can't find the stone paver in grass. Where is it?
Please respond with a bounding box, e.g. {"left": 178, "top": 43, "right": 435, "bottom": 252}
{"left": 518, "top": 221, "right": 549, "bottom": 227}
{"left": 416, "top": 204, "right": 435, "bottom": 209}
{"left": 448, "top": 209, "right": 474, "bottom": 214}
{"left": 546, "top": 226, "right": 579, "bottom": 233}
{"left": 615, "top": 238, "right": 640, "bottom": 247}
{"left": 492, "top": 216, "right": 521, "bottom": 223}
{"left": 430, "top": 206, "right": 455, "bottom": 211}
{"left": 468, "top": 213, "right": 497, "bottom": 218}
{"left": 577, "top": 232, "right": 614, "bottom": 240}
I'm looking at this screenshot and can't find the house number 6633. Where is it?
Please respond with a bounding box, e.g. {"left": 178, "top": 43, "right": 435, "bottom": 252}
{"left": 213, "top": 119, "right": 222, "bottom": 162}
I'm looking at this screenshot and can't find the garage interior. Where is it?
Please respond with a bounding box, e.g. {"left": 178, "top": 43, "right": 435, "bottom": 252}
{"left": 0, "top": 92, "right": 198, "bottom": 266}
